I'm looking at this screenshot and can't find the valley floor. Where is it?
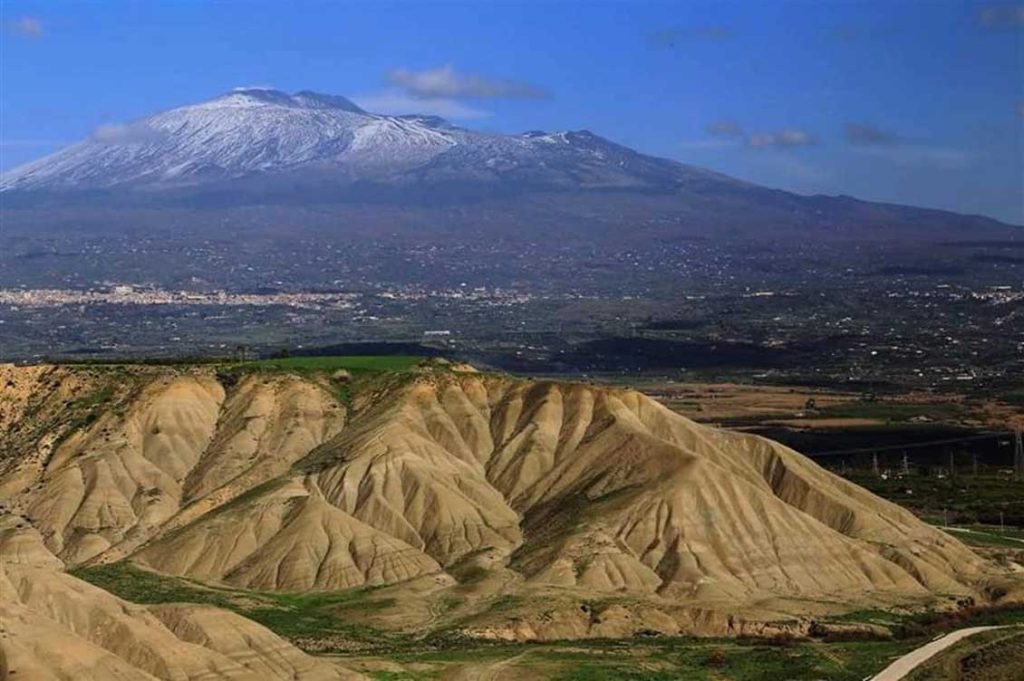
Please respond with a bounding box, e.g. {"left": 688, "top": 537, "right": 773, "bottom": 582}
{"left": 71, "top": 559, "right": 1024, "bottom": 680}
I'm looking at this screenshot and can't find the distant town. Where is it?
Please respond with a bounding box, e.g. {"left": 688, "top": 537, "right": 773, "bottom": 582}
{"left": 2, "top": 233, "right": 1021, "bottom": 398}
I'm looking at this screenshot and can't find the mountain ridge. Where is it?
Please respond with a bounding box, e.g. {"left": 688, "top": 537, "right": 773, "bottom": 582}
{"left": 1, "top": 88, "right": 1019, "bottom": 241}
{"left": 1, "top": 87, "right": 725, "bottom": 193}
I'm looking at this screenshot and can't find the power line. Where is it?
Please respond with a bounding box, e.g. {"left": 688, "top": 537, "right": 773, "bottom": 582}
{"left": 806, "top": 432, "right": 1010, "bottom": 458}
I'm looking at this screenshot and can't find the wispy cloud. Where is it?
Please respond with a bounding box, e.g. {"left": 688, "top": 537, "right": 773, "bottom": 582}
{"left": 854, "top": 145, "right": 971, "bottom": 170}
{"left": 90, "top": 123, "right": 166, "bottom": 145}
{"left": 679, "top": 138, "right": 741, "bottom": 151}
{"left": 844, "top": 122, "right": 900, "bottom": 146}
{"left": 388, "top": 65, "right": 549, "bottom": 100}
{"left": 843, "top": 122, "right": 968, "bottom": 168}
{"left": 693, "top": 121, "right": 813, "bottom": 151}
{"left": 11, "top": 16, "right": 43, "bottom": 38}
{"left": 706, "top": 120, "right": 743, "bottom": 138}
{"left": 647, "top": 26, "right": 733, "bottom": 48}
{"left": 747, "top": 129, "right": 815, "bottom": 149}
{"left": 351, "top": 90, "right": 491, "bottom": 119}
{"left": 976, "top": 4, "right": 1024, "bottom": 28}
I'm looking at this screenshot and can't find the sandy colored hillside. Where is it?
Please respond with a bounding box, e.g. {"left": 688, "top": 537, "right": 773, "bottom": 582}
{"left": 0, "top": 513, "right": 365, "bottom": 680}
{"left": 1, "top": 362, "right": 1021, "bottom": 655}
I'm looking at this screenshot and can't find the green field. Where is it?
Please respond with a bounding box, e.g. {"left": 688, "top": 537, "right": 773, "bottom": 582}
{"left": 906, "top": 628, "right": 1024, "bottom": 681}
{"left": 354, "top": 637, "right": 924, "bottom": 681}
{"left": 845, "top": 473, "right": 1024, "bottom": 527}
{"left": 938, "top": 525, "right": 1024, "bottom": 549}
{"left": 71, "top": 562, "right": 1024, "bottom": 681}
{"left": 72, "top": 562, "right": 406, "bottom": 650}
{"left": 246, "top": 355, "right": 425, "bottom": 373}
{"left": 818, "top": 402, "right": 966, "bottom": 423}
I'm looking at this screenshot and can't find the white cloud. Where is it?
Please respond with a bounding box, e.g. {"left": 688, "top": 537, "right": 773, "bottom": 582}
{"left": 90, "top": 123, "right": 166, "bottom": 145}
{"left": 388, "top": 65, "right": 549, "bottom": 100}
{"left": 12, "top": 16, "right": 43, "bottom": 38}
{"left": 679, "top": 138, "right": 741, "bottom": 150}
{"left": 351, "top": 90, "right": 491, "bottom": 119}
{"left": 747, "top": 128, "right": 815, "bottom": 149}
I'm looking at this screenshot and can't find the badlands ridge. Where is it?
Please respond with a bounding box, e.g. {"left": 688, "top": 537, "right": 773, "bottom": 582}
{"left": 0, "top": 361, "right": 1020, "bottom": 679}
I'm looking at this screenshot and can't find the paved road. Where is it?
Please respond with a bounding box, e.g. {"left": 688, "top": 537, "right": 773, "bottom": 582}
{"left": 870, "top": 626, "right": 1006, "bottom": 681}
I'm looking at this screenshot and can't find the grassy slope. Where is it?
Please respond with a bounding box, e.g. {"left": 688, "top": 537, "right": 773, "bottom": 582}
{"left": 71, "top": 563, "right": 1024, "bottom": 681}
{"left": 71, "top": 563, "right": 404, "bottom": 650}
{"left": 906, "top": 628, "right": 1024, "bottom": 681}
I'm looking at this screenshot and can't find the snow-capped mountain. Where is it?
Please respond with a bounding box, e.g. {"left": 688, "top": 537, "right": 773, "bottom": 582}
{"left": 1, "top": 88, "right": 723, "bottom": 193}
{"left": 2, "top": 88, "right": 1016, "bottom": 242}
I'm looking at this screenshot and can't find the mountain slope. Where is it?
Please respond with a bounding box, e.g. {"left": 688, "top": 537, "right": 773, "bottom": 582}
{"left": 0, "top": 88, "right": 725, "bottom": 193}
{"left": 0, "top": 514, "right": 364, "bottom": 680}
{"left": 2, "top": 88, "right": 1014, "bottom": 241}
{"left": 1, "top": 362, "right": 1020, "bottom": 643}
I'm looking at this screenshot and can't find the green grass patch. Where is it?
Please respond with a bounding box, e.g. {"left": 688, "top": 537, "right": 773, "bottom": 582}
{"left": 818, "top": 402, "right": 963, "bottom": 422}
{"left": 71, "top": 561, "right": 237, "bottom": 609}
{"left": 371, "top": 673, "right": 437, "bottom": 681}
{"left": 846, "top": 473, "right": 1024, "bottom": 527}
{"left": 906, "top": 628, "right": 1024, "bottom": 681}
{"left": 539, "top": 637, "right": 922, "bottom": 681}
{"left": 486, "top": 594, "right": 524, "bottom": 612}
{"left": 999, "top": 389, "right": 1024, "bottom": 407}
{"left": 384, "top": 636, "right": 926, "bottom": 681}
{"left": 72, "top": 562, "right": 407, "bottom": 651}
{"left": 942, "top": 527, "right": 1024, "bottom": 549}
{"left": 70, "top": 565, "right": 1023, "bottom": 679}
{"left": 246, "top": 355, "right": 424, "bottom": 373}
{"left": 70, "top": 383, "right": 117, "bottom": 411}
{"left": 243, "top": 589, "right": 393, "bottom": 642}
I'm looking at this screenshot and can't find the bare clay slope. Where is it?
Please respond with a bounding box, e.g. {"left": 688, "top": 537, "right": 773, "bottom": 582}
{"left": 1, "top": 363, "right": 1020, "bottom": 644}
{"left": 0, "top": 514, "right": 364, "bottom": 680}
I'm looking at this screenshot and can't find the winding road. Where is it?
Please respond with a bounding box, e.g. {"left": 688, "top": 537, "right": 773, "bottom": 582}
{"left": 870, "top": 626, "right": 1007, "bottom": 681}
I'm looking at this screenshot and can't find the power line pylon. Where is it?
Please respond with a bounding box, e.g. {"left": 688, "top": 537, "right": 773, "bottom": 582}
{"left": 1015, "top": 430, "right": 1023, "bottom": 482}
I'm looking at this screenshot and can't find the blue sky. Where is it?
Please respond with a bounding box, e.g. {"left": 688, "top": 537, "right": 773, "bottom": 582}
{"left": 2, "top": 0, "right": 1022, "bottom": 222}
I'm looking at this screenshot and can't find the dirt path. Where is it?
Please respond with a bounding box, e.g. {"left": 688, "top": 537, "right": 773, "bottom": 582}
{"left": 870, "top": 626, "right": 1006, "bottom": 680}
{"left": 442, "top": 652, "right": 529, "bottom": 681}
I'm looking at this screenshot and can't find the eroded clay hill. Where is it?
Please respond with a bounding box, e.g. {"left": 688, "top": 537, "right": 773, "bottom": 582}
{"left": 1, "top": 362, "right": 1020, "bottom": 648}
{"left": 0, "top": 514, "right": 365, "bottom": 680}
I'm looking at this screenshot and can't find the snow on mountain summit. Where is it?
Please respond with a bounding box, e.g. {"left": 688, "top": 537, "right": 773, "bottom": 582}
{"left": 1, "top": 88, "right": 717, "bottom": 193}
{"left": 1, "top": 88, "right": 465, "bottom": 190}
